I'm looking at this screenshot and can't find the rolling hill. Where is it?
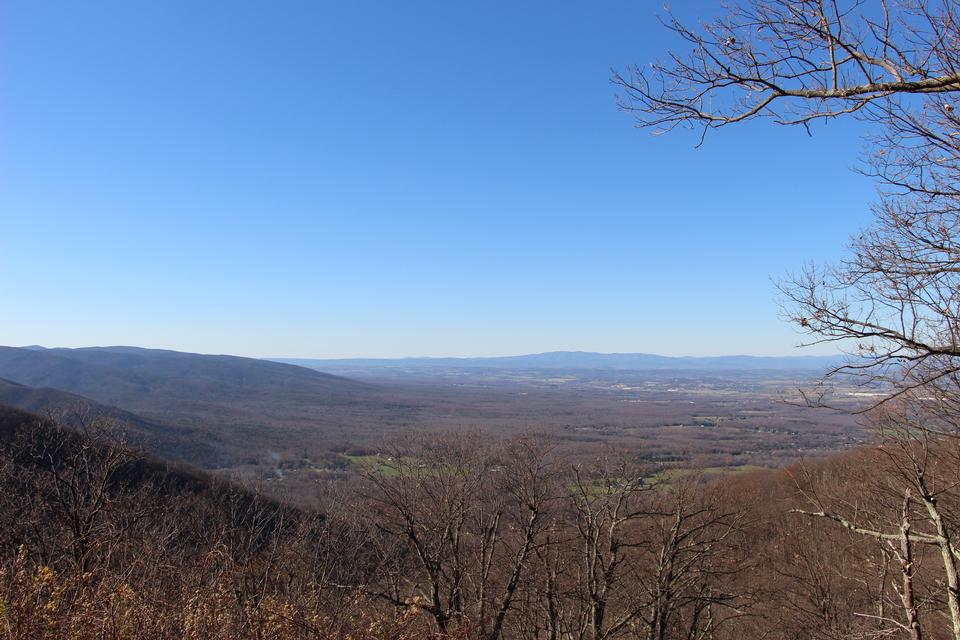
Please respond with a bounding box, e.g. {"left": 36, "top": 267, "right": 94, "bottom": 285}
{"left": 0, "top": 377, "right": 226, "bottom": 466}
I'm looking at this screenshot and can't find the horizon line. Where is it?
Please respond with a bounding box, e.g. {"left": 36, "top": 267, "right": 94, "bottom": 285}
{"left": 271, "top": 349, "right": 842, "bottom": 361}
{"left": 11, "top": 344, "right": 842, "bottom": 361}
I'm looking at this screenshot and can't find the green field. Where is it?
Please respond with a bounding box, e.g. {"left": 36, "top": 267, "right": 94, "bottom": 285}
{"left": 343, "top": 454, "right": 404, "bottom": 476}
{"left": 649, "top": 465, "right": 767, "bottom": 484}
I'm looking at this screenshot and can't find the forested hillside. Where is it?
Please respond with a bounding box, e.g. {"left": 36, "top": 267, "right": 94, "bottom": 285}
{"left": 0, "top": 377, "right": 226, "bottom": 466}
{"left": 2, "top": 404, "right": 958, "bottom": 639}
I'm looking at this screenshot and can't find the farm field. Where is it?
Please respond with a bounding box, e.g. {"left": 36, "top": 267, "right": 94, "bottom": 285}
{"left": 238, "top": 365, "right": 864, "bottom": 499}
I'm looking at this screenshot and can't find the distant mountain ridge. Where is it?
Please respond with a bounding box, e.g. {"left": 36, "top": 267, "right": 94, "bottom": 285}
{"left": 276, "top": 350, "right": 844, "bottom": 372}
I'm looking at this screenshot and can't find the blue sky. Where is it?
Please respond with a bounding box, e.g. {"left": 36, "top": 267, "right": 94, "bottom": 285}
{"left": 0, "top": 1, "right": 875, "bottom": 358}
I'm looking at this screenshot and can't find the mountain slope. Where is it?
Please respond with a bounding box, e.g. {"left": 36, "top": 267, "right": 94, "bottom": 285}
{"left": 0, "top": 346, "right": 368, "bottom": 405}
{"left": 0, "top": 377, "right": 225, "bottom": 466}
{"left": 0, "top": 346, "right": 382, "bottom": 465}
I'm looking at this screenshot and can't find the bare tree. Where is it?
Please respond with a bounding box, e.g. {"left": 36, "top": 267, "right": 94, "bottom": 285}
{"left": 618, "top": 9, "right": 960, "bottom": 630}
{"left": 562, "top": 458, "right": 752, "bottom": 640}
{"left": 637, "top": 480, "right": 751, "bottom": 640}
{"left": 2, "top": 412, "right": 144, "bottom": 573}
{"left": 567, "top": 455, "right": 655, "bottom": 640}
{"left": 616, "top": 1, "right": 959, "bottom": 134}
{"left": 791, "top": 405, "right": 960, "bottom": 640}
{"left": 343, "top": 434, "right": 557, "bottom": 639}
{"left": 615, "top": 0, "right": 960, "bottom": 407}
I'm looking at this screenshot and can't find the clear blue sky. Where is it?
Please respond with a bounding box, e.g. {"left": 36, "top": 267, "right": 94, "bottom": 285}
{"left": 1, "top": 1, "right": 875, "bottom": 358}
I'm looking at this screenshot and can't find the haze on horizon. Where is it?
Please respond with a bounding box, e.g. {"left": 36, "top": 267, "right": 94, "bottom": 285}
{"left": 12, "top": 345, "right": 842, "bottom": 362}
{"left": 0, "top": 1, "right": 871, "bottom": 359}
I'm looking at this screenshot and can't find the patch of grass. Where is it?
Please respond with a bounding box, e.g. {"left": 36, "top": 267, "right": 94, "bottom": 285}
{"left": 342, "top": 454, "right": 403, "bottom": 476}
{"left": 649, "top": 465, "right": 767, "bottom": 485}
{"left": 342, "top": 454, "right": 442, "bottom": 477}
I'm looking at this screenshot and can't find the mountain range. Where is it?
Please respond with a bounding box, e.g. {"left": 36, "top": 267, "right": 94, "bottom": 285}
{"left": 277, "top": 350, "right": 843, "bottom": 372}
